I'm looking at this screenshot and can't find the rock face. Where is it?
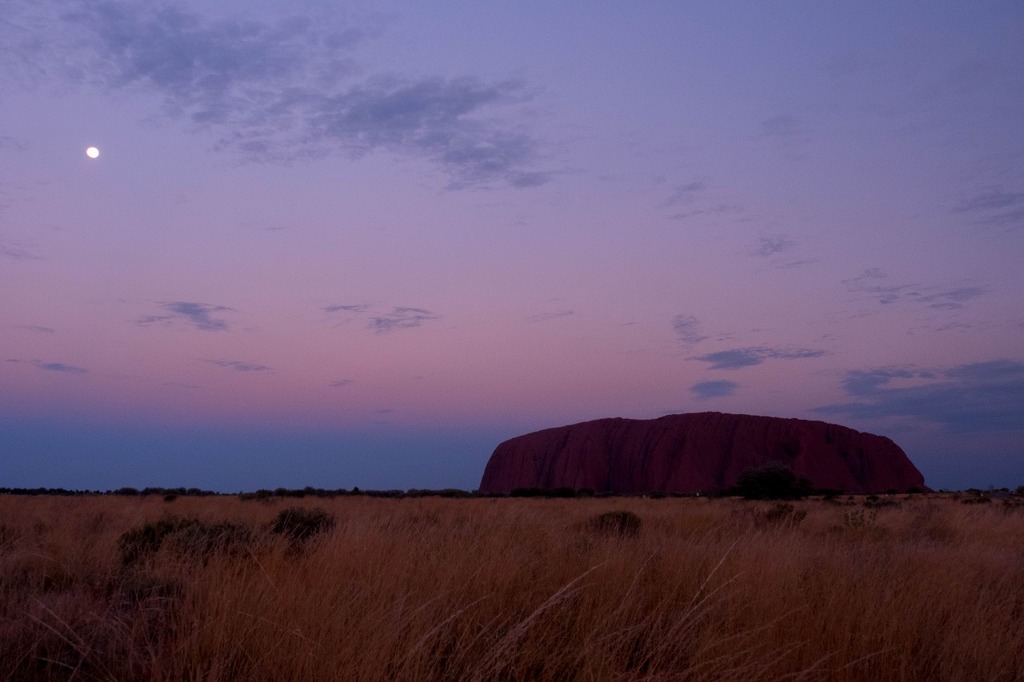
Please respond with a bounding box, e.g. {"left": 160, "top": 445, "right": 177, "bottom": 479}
{"left": 479, "top": 412, "right": 925, "bottom": 494}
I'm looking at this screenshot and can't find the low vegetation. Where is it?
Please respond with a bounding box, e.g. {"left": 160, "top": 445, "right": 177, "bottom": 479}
{"left": 731, "top": 462, "right": 814, "bottom": 500}
{"left": 1, "top": 493, "right": 1022, "bottom": 680}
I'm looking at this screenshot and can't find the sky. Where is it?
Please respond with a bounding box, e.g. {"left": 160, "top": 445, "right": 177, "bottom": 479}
{"left": 2, "top": 1, "right": 1022, "bottom": 492}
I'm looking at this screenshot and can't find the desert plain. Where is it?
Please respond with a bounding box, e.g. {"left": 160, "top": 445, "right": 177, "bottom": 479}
{"left": 1, "top": 491, "right": 1022, "bottom": 681}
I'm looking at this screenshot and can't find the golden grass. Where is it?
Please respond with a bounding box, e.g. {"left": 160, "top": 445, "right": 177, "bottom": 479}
{"left": 1, "top": 493, "right": 1023, "bottom": 681}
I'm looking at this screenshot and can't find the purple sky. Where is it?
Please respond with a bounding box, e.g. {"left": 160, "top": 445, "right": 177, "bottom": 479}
{"left": 2, "top": 1, "right": 1023, "bottom": 492}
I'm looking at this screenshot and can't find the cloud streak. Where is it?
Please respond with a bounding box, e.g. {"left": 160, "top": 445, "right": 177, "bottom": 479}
{"left": 323, "top": 304, "right": 370, "bottom": 314}
{"left": 368, "top": 307, "right": 439, "bottom": 333}
{"left": 842, "top": 269, "right": 986, "bottom": 310}
{"left": 690, "top": 380, "right": 738, "bottom": 399}
{"left": 1, "top": 242, "right": 43, "bottom": 261}
{"left": 672, "top": 315, "right": 707, "bottom": 345}
{"left": 527, "top": 310, "right": 574, "bottom": 322}
{"left": 138, "top": 301, "right": 233, "bottom": 331}
{"left": 691, "top": 346, "right": 826, "bottom": 370}
{"left": 753, "top": 235, "right": 796, "bottom": 257}
{"left": 204, "top": 359, "right": 272, "bottom": 372}
{"left": 7, "top": 359, "right": 88, "bottom": 374}
{"left": 952, "top": 186, "right": 1024, "bottom": 228}
{"left": 664, "top": 179, "right": 706, "bottom": 206}
{"left": 840, "top": 367, "right": 936, "bottom": 396}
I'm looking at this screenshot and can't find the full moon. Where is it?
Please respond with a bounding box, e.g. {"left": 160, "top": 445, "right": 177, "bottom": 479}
{"left": 85, "top": 146, "right": 100, "bottom": 159}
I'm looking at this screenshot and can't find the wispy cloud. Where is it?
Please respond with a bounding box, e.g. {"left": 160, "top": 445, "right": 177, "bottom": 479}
{"left": 691, "top": 380, "right": 738, "bottom": 399}
{"left": 368, "top": 307, "right": 439, "bottom": 333}
{"left": 814, "top": 360, "right": 1024, "bottom": 434}
{"left": 204, "top": 359, "right": 272, "bottom": 372}
{"left": 329, "top": 379, "right": 353, "bottom": 388}
{"left": 842, "top": 267, "right": 887, "bottom": 285}
{"left": 672, "top": 315, "right": 707, "bottom": 345}
{"left": 324, "top": 304, "right": 369, "bottom": 313}
{"left": 669, "top": 203, "right": 743, "bottom": 221}
{"left": 0, "top": 242, "right": 43, "bottom": 261}
{"left": 952, "top": 186, "right": 1024, "bottom": 228}
{"left": 7, "top": 359, "right": 88, "bottom": 374}
{"left": 749, "top": 234, "right": 815, "bottom": 268}
{"left": 664, "top": 179, "right": 706, "bottom": 206}
{"left": 842, "top": 269, "right": 986, "bottom": 310}
{"left": 138, "top": 301, "right": 233, "bottom": 331}
{"left": 915, "top": 287, "right": 987, "bottom": 310}
{"left": 753, "top": 235, "right": 796, "bottom": 257}
{"left": 840, "top": 367, "right": 936, "bottom": 396}
{"left": 323, "top": 303, "right": 440, "bottom": 333}
{"left": 691, "top": 346, "right": 826, "bottom": 370}
{"left": 11, "top": 2, "right": 547, "bottom": 188}
{"left": 527, "top": 310, "right": 574, "bottom": 322}
{"left": 16, "top": 325, "right": 56, "bottom": 334}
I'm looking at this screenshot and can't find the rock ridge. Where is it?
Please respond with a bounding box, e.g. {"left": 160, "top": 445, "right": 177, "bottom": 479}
{"left": 479, "top": 412, "right": 925, "bottom": 494}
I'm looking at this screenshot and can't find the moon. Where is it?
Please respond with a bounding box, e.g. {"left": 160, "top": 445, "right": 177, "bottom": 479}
{"left": 85, "top": 146, "right": 100, "bottom": 159}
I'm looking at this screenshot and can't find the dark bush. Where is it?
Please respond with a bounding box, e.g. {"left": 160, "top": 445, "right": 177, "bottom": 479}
{"left": 118, "top": 517, "right": 253, "bottom": 565}
{"left": 550, "top": 487, "right": 578, "bottom": 498}
{"left": 438, "top": 489, "right": 473, "bottom": 498}
{"left": 119, "top": 518, "right": 193, "bottom": 565}
{"left": 587, "top": 510, "right": 642, "bottom": 537}
{"left": 270, "top": 507, "right": 335, "bottom": 542}
{"left": 733, "top": 463, "right": 812, "bottom": 500}
{"left": 511, "top": 488, "right": 544, "bottom": 497}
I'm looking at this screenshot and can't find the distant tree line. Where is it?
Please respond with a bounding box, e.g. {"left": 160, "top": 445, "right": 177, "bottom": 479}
{"left": 1, "top": 472, "right": 1014, "bottom": 500}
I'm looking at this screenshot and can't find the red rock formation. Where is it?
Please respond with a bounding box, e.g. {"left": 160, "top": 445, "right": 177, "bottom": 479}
{"left": 479, "top": 412, "right": 925, "bottom": 494}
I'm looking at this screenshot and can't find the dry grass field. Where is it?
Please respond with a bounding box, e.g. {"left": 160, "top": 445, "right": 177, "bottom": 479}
{"left": 1, "top": 492, "right": 1023, "bottom": 681}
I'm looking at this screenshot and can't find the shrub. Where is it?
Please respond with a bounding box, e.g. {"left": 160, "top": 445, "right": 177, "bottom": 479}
{"left": 118, "top": 517, "right": 253, "bottom": 565}
{"left": 586, "top": 510, "right": 642, "bottom": 537}
{"left": 438, "top": 489, "right": 473, "bottom": 498}
{"left": 549, "top": 487, "right": 578, "bottom": 498}
{"left": 510, "top": 488, "right": 544, "bottom": 498}
{"left": 270, "top": 507, "right": 335, "bottom": 542}
{"left": 1001, "top": 499, "right": 1024, "bottom": 512}
{"left": 733, "top": 463, "right": 812, "bottom": 500}
{"left": 118, "top": 518, "right": 195, "bottom": 565}
{"left": 843, "top": 509, "right": 878, "bottom": 530}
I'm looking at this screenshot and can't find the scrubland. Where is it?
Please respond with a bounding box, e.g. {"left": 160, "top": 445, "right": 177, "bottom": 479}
{"left": 1, "top": 493, "right": 1023, "bottom": 681}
